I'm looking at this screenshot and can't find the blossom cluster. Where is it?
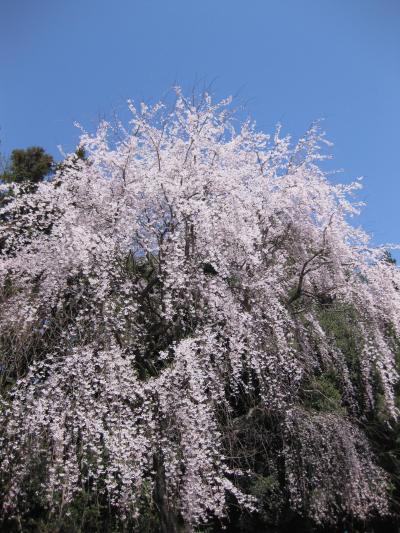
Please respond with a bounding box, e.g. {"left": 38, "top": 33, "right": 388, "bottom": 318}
{"left": 0, "top": 90, "right": 399, "bottom": 528}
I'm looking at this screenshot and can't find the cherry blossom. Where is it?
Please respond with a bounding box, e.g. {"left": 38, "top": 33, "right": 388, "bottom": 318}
{"left": 0, "top": 89, "right": 399, "bottom": 530}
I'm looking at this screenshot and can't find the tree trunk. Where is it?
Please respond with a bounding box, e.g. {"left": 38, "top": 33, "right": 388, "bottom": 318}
{"left": 154, "top": 454, "right": 189, "bottom": 533}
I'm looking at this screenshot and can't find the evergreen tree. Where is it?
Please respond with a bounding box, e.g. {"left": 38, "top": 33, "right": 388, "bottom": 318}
{"left": 1, "top": 146, "right": 53, "bottom": 185}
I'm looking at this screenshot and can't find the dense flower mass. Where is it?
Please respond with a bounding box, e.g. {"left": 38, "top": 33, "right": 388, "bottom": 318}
{"left": 0, "top": 90, "right": 399, "bottom": 531}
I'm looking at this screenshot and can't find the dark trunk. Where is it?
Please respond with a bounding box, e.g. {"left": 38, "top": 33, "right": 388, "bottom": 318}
{"left": 154, "top": 454, "right": 189, "bottom": 533}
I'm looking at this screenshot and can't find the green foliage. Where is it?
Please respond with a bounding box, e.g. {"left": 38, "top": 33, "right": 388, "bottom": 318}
{"left": 1, "top": 147, "right": 54, "bottom": 184}
{"left": 383, "top": 251, "right": 397, "bottom": 266}
{"left": 300, "top": 370, "right": 344, "bottom": 413}
{"left": 250, "top": 474, "right": 279, "bottom": 497}
{"left": 317, "top": 303, "right": 362, "bottom": 368}
{"left": 248, "top": 473, "right": 283, "bottom": 526}
{"left": 2, "top": 485, "right": 160, "bottom": 533}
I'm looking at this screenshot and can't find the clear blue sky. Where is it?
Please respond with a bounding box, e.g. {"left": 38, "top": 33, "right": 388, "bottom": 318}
{"left": 1, "top": 0, "right": 399, "bottom": 256}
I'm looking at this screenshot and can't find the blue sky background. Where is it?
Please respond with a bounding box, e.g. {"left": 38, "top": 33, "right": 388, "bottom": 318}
{"left": 1, "top": 0, "right": 399, "bottom": 257}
